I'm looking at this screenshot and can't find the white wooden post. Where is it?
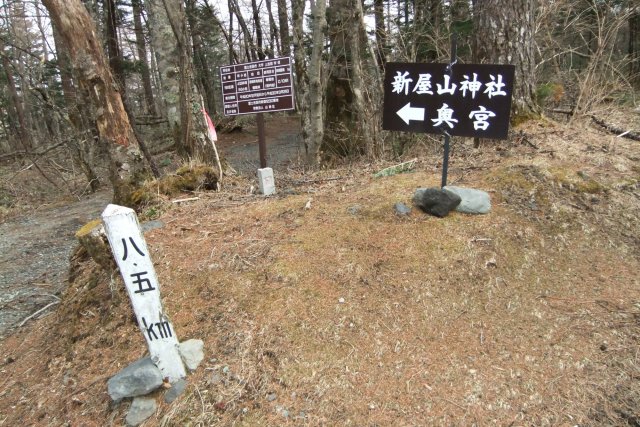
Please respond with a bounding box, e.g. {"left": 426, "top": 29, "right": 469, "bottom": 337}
{"left": 102, "top": 204, "right": 186, "bottom": 382}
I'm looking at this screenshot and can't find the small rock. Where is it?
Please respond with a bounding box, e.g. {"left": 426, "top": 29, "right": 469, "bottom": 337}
{"left": 179, "top": 339, "right": 205, "bottom": 372}
{"left": 393, "top": 202, "right": 411, "bottom": 216}
{"left": 222, "top": 366, "right": 230, "bottom": 374}
{"left": 413, "top": 187, "right": 461, "bottom": 217}
{"left": 443, "top": 186, "right": 491, "bottom": 214}
{"left": 140, "top": 220, "right": 165, "bottom": 233}
{"left": 107, "top": 358, "right": 163, "bottom": 401}
{"left": 267, "top": 392, "right": 277, "bottom": 402}
{"left": 338, "top": 297, "right": 345, "bottom": 304}
{"left": 347, "top": 205, "right": 362, "bottom": 215}
{"left": 164, "top": 378, "right": 188, "bottom": 404}
{"left": 125, "top": 396, "right": 157, "bottom": 426}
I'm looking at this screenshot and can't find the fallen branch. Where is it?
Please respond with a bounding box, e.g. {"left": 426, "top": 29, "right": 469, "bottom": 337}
{"left": 548, "top": 108, "right": 574, "bottom": 116}
{"left": 19, "top": 301, "right": 60, "bottom": 327}
{"left": 172, "top": 197, "right": 200, "bottom": 204}
{"left": 590, "top": 115, "right": 640, "bottom": 141}
{"left": 293, "top": 176, "right": 343, "bottom": 185}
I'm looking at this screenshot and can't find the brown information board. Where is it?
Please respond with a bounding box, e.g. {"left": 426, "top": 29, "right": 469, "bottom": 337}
{"left": 220, "top": 57, "right": 295, "bottom": 116}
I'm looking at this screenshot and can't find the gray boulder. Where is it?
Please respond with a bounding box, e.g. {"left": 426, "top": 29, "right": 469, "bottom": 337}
{"left": 444, "top": 186, "right": 491, "bottom": 214}
{"left": 179, "top": 339, "right": 205, "bottom": 372}
{"left": 107, "top": 358, "right": 163, "bottom": 401}
{"left": 125, "top": 396, "right": 157, "bottom": 426}
{"left": 413, "top": 187, "right": 461, "bottom": 217}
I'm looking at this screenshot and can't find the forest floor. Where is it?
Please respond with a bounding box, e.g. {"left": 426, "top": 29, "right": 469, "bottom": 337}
{"left": 0, "top": 110, "right": 639, "bottom": 426}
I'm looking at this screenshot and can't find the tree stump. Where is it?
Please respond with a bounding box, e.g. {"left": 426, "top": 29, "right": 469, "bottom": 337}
{"left": 75, "top": 219, "right": 116, "bottom": 272}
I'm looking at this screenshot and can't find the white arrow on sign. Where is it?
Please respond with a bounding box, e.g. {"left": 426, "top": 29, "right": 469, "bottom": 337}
{"left": 396, "top": 102, "right": 425, "bottom": 125}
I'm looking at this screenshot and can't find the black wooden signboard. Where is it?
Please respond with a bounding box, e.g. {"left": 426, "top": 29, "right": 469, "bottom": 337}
{"left": 383, "top": 63, "right": 515, "bottom": 139}
{"left": 220, "top": 57, "right": 295, "bottom": 116}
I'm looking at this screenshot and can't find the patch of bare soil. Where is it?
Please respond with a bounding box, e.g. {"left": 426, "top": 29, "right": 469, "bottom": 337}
{"left": 0, "top": 112, "right": 639, "bottom": 426}
{"left": 0, "top": 188, "right": 111, "bottom": 339}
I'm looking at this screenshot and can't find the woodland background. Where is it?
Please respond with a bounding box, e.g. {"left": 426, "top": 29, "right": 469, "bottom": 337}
{"left": 0, "top": 0, "right": 638, "bottom": 204}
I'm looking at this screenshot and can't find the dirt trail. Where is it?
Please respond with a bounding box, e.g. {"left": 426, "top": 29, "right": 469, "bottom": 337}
{"left": 0, "top": 117, "right": 302, "bottom": 339}
{"left": 218, "top": 115, "right": 303, "bottom": 175}
{"left": 0, "top": 190, "right": 112, "bottom": 338}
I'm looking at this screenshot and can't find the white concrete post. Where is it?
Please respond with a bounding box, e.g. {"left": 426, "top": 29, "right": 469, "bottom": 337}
{"left": 257, "top": 167, "right": 276, "bottom": 195}
{"left": 101, "top": 204, "right": 186, "bottom": 382}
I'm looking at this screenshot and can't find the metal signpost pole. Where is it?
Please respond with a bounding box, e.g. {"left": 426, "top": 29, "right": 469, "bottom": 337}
{"left": 441, "top": 34, "right": 457, "bottom": 189}
{"left": 257, "top": 113, "right": 267, "bottom": 168}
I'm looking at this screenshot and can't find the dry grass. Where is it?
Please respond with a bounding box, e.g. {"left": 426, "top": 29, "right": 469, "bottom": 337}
{"left": 0, "top": 112, "right": 639, "bottom": 426}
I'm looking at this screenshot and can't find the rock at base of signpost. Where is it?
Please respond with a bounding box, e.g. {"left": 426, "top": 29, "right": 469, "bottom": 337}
{"left": 444, "top": 186, "right": 491, "bottom": 214}
{"left": 394, "top": 202, "right": 411, "bottom": 216}
{"left": 413, "top": 187, "right": 461, "bottom": 218}
{"left": 107, "top": 358, "right": 164, "bottom": 401}
{"left": 125, "top": 396, "right": 157, "bottom": 426}
{"left": 179, "top": 339, "right": 205, "bottom": 372}
{"left": 164, "top": 378, "right": 188, "bottom": 404}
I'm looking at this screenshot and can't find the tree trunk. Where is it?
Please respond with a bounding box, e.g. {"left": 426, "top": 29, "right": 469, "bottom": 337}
{"left": 186, "top": 0, "right": 217, "bottom": 115}
{"left": 630, "top": 7, "right": 640, "bottom": 88}
{"left": 228, "top": 0, "right": 236, "bottom": 63}
{"left": 307, "top": 0, "right": 327, "bottom": 165}
{"left": 229, "top": 0, "right": 258, "bottom": 60}
{"left": 265, "top": 0, "right": 279, "bottom": 58}
{"left": 291, "top": 0, "right": 311, "bottom": 159}
{"left": 374, "top": 0, "right": 387, "bottom": 69}
{"left": 147, "top": 0, "right": 181, "bottom": 131}
{"left": 52, "top": 23, "right": 100, "bottom": 192}
{"left": 324, "top": 0, "right": 376, "bottom": 158}
{"left": 132, "top": 0, "right": 157, "bottom": 116}
{"left": 277, "top": 0, "right": 291, "bottom": 56}
{"left": 473, "top": 0, "right": 538, "bottom": 117}
{"left": 1, "top": 53, "right": 32, "bottom": 152}
{"left": 251, "top": 0, "right": 265, "bottom": 60}
{"left": 42, "top": 0, "right": 150, "bottom": 205}
{"left": 105, "top": 0, "right": 124, "bottom": 90}
{"left": 161, "top": 0, "right": 219, "bottom": 165}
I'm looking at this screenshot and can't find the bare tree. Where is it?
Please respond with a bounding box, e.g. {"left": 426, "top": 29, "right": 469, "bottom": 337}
{"left": 277, "top": 0, "right": 291, "bottom": 56}
{"left": 41, "top": 0, "right": 151, "bottom": 205}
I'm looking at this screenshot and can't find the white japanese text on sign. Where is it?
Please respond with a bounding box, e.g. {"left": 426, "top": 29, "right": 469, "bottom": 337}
{"left": 383, "top": 63, "right": 515, "bottom": 139}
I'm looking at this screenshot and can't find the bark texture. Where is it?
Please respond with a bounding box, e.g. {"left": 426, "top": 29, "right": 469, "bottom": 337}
{"left": 630, "top": 7, "right": 640, "bottom": 87}
{"left": 291, "top": 0, "right": 311, "bottom": 160}
{"left": 277, "top": 0, "right": 291, "bottom": 56}
{"left": 473, "top": 0, "right": 539, "bottom": 116}
{"left": 132, "top": 0, "right": 157, "bottom": 116}
{"left": 41, "top": 0, "right": 149, "bottom": 205}
{"left": 147, "top": 0, "right": 181, "bottom": 128}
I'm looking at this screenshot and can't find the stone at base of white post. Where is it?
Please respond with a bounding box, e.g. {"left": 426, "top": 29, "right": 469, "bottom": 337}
{"left": 257, "top": 167, "right": 276, "bottom": 196}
